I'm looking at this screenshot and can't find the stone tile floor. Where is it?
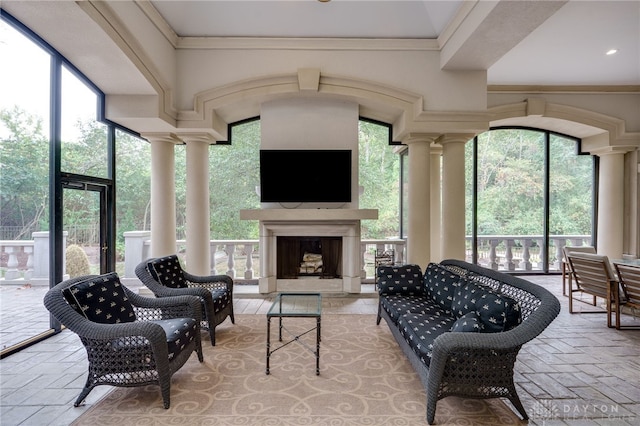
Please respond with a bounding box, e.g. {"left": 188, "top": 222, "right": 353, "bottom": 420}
{"left": 0, "top": 276, "right": 639, "bottom": 425}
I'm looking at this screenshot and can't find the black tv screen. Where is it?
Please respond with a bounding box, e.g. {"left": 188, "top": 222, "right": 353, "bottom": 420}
{"left": 260, "top": 149, "right": 352, "bottom": 203}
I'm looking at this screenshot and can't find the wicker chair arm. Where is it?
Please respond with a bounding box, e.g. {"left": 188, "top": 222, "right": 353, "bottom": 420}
{"left": 183, "top": 271, "right": 233, "bottom": 291}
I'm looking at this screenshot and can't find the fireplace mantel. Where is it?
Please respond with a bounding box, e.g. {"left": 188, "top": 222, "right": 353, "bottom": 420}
{"left": 239, "top": 209, "right": 378, "bottom": 221}
{"left": 240, "top": 209, "right": 378, "bottom": 294}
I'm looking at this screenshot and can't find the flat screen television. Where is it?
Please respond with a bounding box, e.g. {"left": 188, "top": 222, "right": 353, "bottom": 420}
{"left": 259, "top": 149, "right": 352, "bottom": 203}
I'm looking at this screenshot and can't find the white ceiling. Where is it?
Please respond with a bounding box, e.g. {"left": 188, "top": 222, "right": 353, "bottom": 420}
{"left": 151, "top": 0, "right": 640, "bottom": 86}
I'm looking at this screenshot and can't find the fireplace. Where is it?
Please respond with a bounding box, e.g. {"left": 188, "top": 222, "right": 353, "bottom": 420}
{"left": 239, "top": 208, "right": 378, "bottom": 293}
{"left": 277, "top": 236, "right": 342, "bottom": 279}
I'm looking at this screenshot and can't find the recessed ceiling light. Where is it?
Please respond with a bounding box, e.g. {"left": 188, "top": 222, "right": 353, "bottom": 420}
{"left": 606, "top": 49, "right": 618, "bottom": 55}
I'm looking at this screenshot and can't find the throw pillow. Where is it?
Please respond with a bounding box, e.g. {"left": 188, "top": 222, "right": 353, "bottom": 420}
{"left": 450, "top": 311, "right": 482, "bottom": 332}
{"left": 424, "top": 263, "right": 462, "bottom": 313}
{"left": 147, "top": 255, "right": 188, "bottom": 288}
{"left": 475, "top": 290, "right": 522, "bottom": 332}
{"left": 64, "top": 272, "right": 136, "bottom": 324}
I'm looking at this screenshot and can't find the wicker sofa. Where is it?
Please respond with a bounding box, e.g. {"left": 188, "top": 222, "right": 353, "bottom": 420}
{"left": 376, "top": 259, "right": 560, "bottom": 424}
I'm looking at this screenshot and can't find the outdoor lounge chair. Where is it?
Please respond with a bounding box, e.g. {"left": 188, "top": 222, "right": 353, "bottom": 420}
{"left": 612, "top": 262, "right": 640, "bottom": 329}
{"left": 43, "top": 272, "right": 204, "bottom": 408}
{"left": 136, "top": 255, "right": 235, "bottom": 345}
{"left": 562, "top": 246, "right": 596, "bottom": 296}
{"left": 566, "top": 252, "right": 618, "bottom": 327}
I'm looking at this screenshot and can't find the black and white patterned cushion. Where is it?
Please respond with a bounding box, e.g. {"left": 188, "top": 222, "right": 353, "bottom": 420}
{"left": 64, "top": 272, "right": 136, "bottom": 324}
{"left": 451, "top": 281, "right": 483, "bottom": 319}
{"left": 147, "top": 255, "right": 188, "bottom": 289}
{"left": 397, "top": 312, "right": 456, "bottom": 366}
{"left": 377, "top": 264, "right": 424, "bottom": 296}
{"left": 452, "top": 281, "right": 522, "bottom": 332}
{"left": 211, "top": 288, "right": 231, "bottom": 313}
{"left": 450, "top": 311, "right": 481, "bottom": 332}
{"left": 381, "top": 294, "right": 439, "bottom": 324}
{"left": 150, "top": 318, "right": 197, "bottom": 360}
{"left": 476, "top": 289, "right": 522, "bottom": 332}
{"left": 424, "top": 263, "right": 463, "bottom": 314}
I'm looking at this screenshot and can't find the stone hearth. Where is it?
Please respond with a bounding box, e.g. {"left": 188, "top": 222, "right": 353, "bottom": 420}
{"left": 239, "top": 209, "right": 378, "bottom": 293}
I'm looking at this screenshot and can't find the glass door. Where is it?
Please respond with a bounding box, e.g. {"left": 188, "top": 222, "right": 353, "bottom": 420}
{"left": 62, "top": 183, "right": 107, "bottom": 278}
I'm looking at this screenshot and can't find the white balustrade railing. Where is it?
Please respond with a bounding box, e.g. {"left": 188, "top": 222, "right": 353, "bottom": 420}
{"left": 3, "top": 231, "right": 595, "bottom": 285}
{"left": 467, "top": 235, "right": 592, "bottom": 271}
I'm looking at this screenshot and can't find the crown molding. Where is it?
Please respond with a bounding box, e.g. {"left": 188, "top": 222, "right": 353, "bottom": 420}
{"left": 488, "top": 85, "right": 640, "bottom": 94}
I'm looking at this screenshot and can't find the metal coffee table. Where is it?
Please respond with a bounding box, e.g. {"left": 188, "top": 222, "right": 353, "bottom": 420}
{"left": 266, "top": 292, "right": 322, "bottom": 375}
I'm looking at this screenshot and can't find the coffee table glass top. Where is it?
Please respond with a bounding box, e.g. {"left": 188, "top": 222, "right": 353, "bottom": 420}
{"left": 267, "top": 292, "right": 322, "bottom": 317}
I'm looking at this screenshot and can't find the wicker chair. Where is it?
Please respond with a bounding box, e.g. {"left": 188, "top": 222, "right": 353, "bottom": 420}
{"left": 135, "top": 255, "right": 235, "bottom": 345}
{"left": 43, "top": 272, "right": 204, "bottom": 409}
{"left": 612, "top": 262, "right": 640, "bottom": 329}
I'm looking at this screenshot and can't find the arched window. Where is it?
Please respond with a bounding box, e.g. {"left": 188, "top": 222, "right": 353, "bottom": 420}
{"left": 465, "top": 127, "right": 596, "bottom": 273}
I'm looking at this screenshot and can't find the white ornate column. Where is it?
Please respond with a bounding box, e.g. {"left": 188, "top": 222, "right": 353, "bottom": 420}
{"left": 183, "top": 134, "right": 212, "bottom": 275}
{"left": 404, "top": 134, "right": 439, "bottom": 268}
{"left": 144, "top": 133, "right": 180, "bottom": 258}
{"left": 440, "top": 134, "right": 473, "bottom": 261}
{"left": 596, "top": 150, "right": 626, "bottom": 258}
{"left": 430, "top": 146, "right": 442, "bottom": 262}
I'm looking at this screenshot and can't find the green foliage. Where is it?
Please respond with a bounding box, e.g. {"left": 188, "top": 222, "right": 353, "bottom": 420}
{"left": 358, "top": 121, "right": 399, "bottom": 239}
{"left": 208, "top": 120, "right": 261, "bottom": 239}
{"left": 65, "top": 244, "right": 91, "bottom": 278}
{"left": 0, "top": 107, "right": 50, "bottom": 238}
{"left": 465, "top": 128, "right": 593, "bottom": 237}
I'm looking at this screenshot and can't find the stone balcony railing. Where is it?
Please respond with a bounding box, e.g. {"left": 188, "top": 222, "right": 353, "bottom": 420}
{"left": 1, "top": 231, "right": 595, "bottom": 285}
{"left": 0, "top": 231, "right": 406, "bottom": 285}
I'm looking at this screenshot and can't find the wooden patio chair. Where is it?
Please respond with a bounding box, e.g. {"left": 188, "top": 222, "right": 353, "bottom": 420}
{"left": 566, "top": 252, "right": 617, "bottom": 327}
{"left": 562, "top": 246, "right": 596, "bottom": 297}
{"left": 612, "top": 262, "right": 640, "bottom": 329}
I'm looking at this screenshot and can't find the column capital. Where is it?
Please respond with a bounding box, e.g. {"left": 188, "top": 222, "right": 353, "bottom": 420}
{"left": 437, "top": 133, "right": 476, "bottom": 145}
{"left": 141, "top": 132, "right": 183, "bottom": 145}
{"left": 402, "top": 133, "right": 441, "bottom": 145}
{"left": 588, "top": 146, "right": 635, "bottom": 156}
{"left": 178, "top": 132, "right": 217, "bottom": 145}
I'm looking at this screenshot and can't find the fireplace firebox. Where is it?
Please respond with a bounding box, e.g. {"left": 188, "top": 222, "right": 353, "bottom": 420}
{"left": 277, "top": 236, "right": 342, "bottom": 279}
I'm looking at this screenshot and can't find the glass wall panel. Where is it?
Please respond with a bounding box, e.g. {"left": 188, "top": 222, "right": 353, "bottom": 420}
{"left": 475, "top": 129, "right": 545, "bottom": 271}
{"left": 60, "top": 65, "right": 108, "bottom": 177}
{"left": 549, "top": 134, "right": 594, "bottom": 269}
{"left": 115, "top": 129, "right": 151, "bottom": 277}
{"left": 358, "top": 120, "right": 398, "bottom": 240}
{"left": 400, "top": 152, "right": 409, "bottom": 239}
{"left": 208, "top": 120, "right": 261, "bottom": 276}
{"left": 0, "top": 21, "right": 53, "bottom": 353}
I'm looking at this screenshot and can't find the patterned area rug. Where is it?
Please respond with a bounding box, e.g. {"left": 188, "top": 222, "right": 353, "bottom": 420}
{"left": 71, "top": 315, "right": 522, "bottom": 425}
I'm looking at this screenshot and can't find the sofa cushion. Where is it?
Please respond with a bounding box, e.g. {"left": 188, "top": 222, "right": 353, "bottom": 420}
{"left": 64, "top": 272, "right": 136, "bottom": 324}
{"left": 397, "top": 312, "right": 456, "bottom": 367}
{"left": 377, "top": 264, "right": 424, "bottom": 296}
{"left": 381, "top": 294, "right": 445, "bottom": 324}
{"left": 450, "top": 311, "right": 482, "bottom": 332}
{"left": 147, "top": 255, "right": 188, "bottom": 289}
{"left": 452, "top": 281, "right": 484, "bottom": 318}
{"left": 424, "top": 263, "right": 463, "bottom": 314}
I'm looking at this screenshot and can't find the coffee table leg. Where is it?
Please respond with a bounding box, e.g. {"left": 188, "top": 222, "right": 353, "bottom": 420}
{"left": 266, "top": 317, "right": 271, "bottom": 375}
{"left": 316, "top": 316, "right": 321, "bottom": 375}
